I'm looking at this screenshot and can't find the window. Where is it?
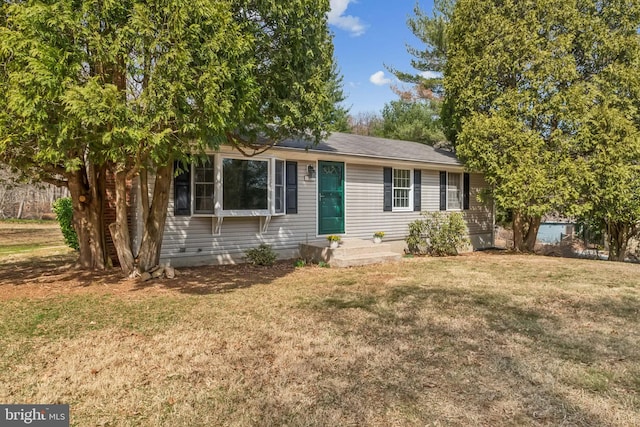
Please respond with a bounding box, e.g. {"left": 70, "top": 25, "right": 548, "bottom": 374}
{"left": 275, "top": 160, "right": 285, "bottom": 214}
{"left": 222, "top": 158, "right": 268, "bottom": 211}
{"left": 393, "top": 168, "right": 412, "bottom": 210}
{"left": 447, "top": 172, "right": 462, "bottom": 210}
{"left": 194, "top": 156, "right": 215, "bottom": 214}
{"left": 173, "top": 156, "right": 298, "bottom": 217}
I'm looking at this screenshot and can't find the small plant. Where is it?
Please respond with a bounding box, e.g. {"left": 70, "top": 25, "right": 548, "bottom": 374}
{"left": 245, "top": 243, "right": 277, "bottom": 266}
{"left": 318, "top": 261, "right": 330, "bottom": 268}
{"left": 405, "top": 211, "right": 469, "bottom": 256}
{"left": 326, "top": 235, "right": 341, "bottom": 242}
{"left": 294, "top": 259, "right": 307, "bottom": 268}
{"left": 373, "top": 231, "right": 385, "bottom": 239}
{"left": 52, "top": 197, "right": 79, "bottom": 251}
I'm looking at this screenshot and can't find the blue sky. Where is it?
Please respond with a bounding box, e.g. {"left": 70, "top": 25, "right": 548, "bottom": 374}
{"left": 328, "top": 0, "right": 435, "bottom": 115}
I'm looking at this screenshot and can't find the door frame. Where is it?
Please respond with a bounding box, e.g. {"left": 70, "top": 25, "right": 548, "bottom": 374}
{"left": 317, "top": 160, "right": 345, "bottom": 236}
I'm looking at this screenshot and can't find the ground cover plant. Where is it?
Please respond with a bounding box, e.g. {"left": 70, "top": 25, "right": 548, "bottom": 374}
{"left": 0, "top": 225, "right": 638, "bottom": 426}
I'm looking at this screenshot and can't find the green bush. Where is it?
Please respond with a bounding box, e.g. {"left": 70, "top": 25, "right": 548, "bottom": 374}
{"left": 52, "top": 197, "right": 79, "bottom": 251}
{"left": 245, "top": 243, "right": 277, "bottom": 266}
{"left": 406, "top": 211, "right": 469, "bottom": 256}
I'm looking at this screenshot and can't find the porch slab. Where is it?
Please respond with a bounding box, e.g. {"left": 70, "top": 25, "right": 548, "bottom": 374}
{"left": 300, "top": 239, "right": 404, "bottom": 268}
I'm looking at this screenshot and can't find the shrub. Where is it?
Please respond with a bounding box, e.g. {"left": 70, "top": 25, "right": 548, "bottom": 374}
{"left": 245, "top": 243, "right": 277, "bottom": 266}
{"left": 405, "top": 211, "right": 469, "bottom": 256}
{"left": 52, "top": 197, "right": 79, "bottom": 251}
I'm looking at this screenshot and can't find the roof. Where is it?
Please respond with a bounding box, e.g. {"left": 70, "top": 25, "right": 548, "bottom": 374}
{"left": 276, "top": 132, "right": 461, "bottom": 166}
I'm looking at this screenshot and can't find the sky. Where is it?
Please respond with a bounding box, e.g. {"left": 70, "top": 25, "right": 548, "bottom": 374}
{"left": 328, "top": 0, "right": 436, "bottom": 115}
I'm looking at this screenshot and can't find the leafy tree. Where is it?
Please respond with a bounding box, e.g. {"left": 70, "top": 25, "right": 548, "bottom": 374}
{"left": 327, "top": 62, "right": 350, "bottom": 132}
{"left": 388, "top": 0, "right": 453, "bottom": 97}
{"left": 571, "top": 1, "right": 640, "bottom": 260}
{"left": 0, "top": 0, "right": 338, "bottom": 274}
{"left": 445, "top": 0, "right": 590, "bottom": 252}
{"left": 347, "top": 112, "right": 384, "bottom": 137}
{"left": 379, "top": 100, "right": 445, "bottom": 145}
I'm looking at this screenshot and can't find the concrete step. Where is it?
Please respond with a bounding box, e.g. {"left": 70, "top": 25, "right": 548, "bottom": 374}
{"left": 331, "top": 242, "right": 397, "bottom": 257}
{"left": 330, "top": 252, "right": 402, "bottom": 268}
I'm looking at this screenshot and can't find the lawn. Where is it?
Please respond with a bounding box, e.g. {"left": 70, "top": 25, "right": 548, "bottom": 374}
{"left": 0, "top": 224, "right": 639, "bottom": 426}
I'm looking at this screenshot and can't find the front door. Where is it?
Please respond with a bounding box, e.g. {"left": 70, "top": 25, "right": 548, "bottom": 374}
{"left": 318, "top": 161, "right": 345, "bottom": 235}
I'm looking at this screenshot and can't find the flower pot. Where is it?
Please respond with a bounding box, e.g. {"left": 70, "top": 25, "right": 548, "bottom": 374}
{"left": 329, "top": 241, "right": 339, "bottom": 249}
{"left": 373, "top": 237, "right": 382, "bottom": 244}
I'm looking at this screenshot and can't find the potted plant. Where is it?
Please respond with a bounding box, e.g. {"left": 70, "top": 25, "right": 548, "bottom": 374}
{"left": 327, "top": 235, "right": 341, "bottom": 249}
{"left": 373, "top": 231, "right": 385, "bottom": 244}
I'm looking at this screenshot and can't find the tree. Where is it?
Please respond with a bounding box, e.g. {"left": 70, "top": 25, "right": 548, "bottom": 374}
{"left": 572, "top": 1, "right": 640, "bottom": 261}
{"left": 388, "top": 0, "right": 453, "bottom": 98}
{"left": 347, "top": 112, "right": 384, "bottom": 137}
{"left": 327, "top": 62, "right": 350, "bottom": 132}
{"left": 446, "top": 0, "right": 586, "bottom": 252}
{"left": 379, "top": 100, "right": 445, "bottom": 145}
{"left": 0, "top": 0, "right": 338, "bottom": 274}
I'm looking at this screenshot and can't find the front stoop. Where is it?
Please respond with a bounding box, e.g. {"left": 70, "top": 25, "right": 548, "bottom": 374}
{"left": 299, "top": 239, "right": 403, "bottom": 268}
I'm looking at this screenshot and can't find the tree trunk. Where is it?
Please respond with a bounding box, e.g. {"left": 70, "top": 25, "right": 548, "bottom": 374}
{"left": 523, "top": 215, "right": 541, "bottom": 252}
{"left": 109, "top": 169, "right": 136, "bottom": 275}
{"left": 512, "top": 211, "right": 540, "bottom": 252}
{"left": 137, "top": 163, "right": 172, "bottom": 272}
{"left": 607, "top": 221, "right": 629, "bottom": 262}
{"left": 67, "top": 166, "right": 107, "bottom": 269}
{"left": 513, "top": 210, "right": 524, "bottom": 251}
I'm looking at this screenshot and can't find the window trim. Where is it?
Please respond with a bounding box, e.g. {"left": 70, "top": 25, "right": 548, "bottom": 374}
{"left": 392, "top": 168, "right": 414, "bottom": 212}
{"left": 192, "top": 155, "right": 215, "bottom": 215}
{"left": 173, "top": 154, "right": 298, "bottom": 218}
{"left": 446, "top": 171, "right": 463, "bottom": 211}
{"left": 219, "top": 155, "right": 271, "bottom": 216}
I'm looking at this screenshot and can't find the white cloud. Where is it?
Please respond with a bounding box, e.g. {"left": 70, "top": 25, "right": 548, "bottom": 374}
{"left": 420, "top": 70, "right": 443, "bottom": 79}
{"left": 328, "top": 0, "right": 366, "bottom": 36}
{"left": 369, "top": 71, "right": 393, "bottom": 86}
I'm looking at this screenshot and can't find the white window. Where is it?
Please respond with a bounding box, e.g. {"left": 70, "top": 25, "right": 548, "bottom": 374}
{"left": 193, "top": 156, "right": 215, "bottom": 214}
{"left": 393, "top": 168, "right": 412, "bottom": 211}
{"left": 447, "top": 172, "right": 462, "bottom": 210}
{"left": 222, "top": 158, "right": 269, "bottom": 212}
{"left": 175, "top": 155, "right": 295, "bottom": 217}
{"left": 274, "top": 160, "right": 285, "bottom": 214}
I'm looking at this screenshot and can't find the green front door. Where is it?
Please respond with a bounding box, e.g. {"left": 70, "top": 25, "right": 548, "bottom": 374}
{"left": 318, "top": 161, "right": 345, "bottom": 235}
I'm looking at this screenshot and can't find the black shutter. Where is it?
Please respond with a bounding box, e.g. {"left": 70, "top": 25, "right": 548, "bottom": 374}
{"left": 174, "top": 161, "right": 191, "bottom": 216}
{"left": 439, "top": 171, "right": 447, "bottom": 211}
{"left": 286, "top": 161, "right": 298, "bottom": 214}
{"left": 383, "top": 167, "right": 392, "bottom": 211}
{"left": 414, "top": 169, "right": 421, "bottom": 212}
{"left": 463, "top": 172, "right": 470, "bottom": 210}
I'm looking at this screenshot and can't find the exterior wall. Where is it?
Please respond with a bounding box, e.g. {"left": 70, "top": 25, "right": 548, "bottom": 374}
{"left": 345, "top": 164, "right": 493, "bottom": 246}
{"left": 158, "top": 152, "right": 318, "bottom": 267}
{"left": 140, "top": 146, "right": 494, "bottom": 267}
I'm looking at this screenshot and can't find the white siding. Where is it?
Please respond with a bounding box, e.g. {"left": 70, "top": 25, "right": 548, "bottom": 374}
{"left": 130, "top": 147, "right": 494, "bottom": 267}
{"left": 158, "top": 157, "right": 317, "bottom": 266}
{"left": 345, "top": 165, "right": 493, "bottom": 243}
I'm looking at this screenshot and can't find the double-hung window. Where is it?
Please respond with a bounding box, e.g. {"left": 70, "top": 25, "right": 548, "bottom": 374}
{"left": 447, "top": 172, "right": 462, "bottom": 210}
{"left": 274, "top": 160, "right": 285, "bottom": 214}
{"left": 393, "top": 168, "right": 412, "bottom": 211}
{"left": 194, "top": 156, "right": 215, "bottom": 214}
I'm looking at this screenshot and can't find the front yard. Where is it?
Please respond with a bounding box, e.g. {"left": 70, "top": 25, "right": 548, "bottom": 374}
{"left": 0, "top": 224, "right": 638, "bottom": 426}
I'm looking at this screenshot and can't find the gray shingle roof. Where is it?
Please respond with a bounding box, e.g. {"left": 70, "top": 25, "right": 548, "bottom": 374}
{"left": 277, "top": 132, "right": 460, "bottom": 166}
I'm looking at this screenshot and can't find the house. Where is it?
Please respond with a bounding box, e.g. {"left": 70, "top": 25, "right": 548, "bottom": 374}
{"left": 130, "top": 132, "right": 495, "bottom": 267}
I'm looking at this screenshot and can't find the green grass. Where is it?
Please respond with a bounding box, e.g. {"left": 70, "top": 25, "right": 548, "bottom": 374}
{"left": 0, "top": 254, "right": 638, "bottom": 426}
{"left": 0, "top": 243, "right": 62, "bottom": 255}
{"left": 0, "top": 218, "right": 57, "bottom": 225}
